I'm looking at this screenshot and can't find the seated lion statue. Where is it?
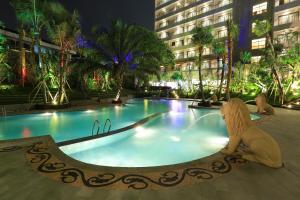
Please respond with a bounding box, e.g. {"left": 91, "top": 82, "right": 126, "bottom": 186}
{"left": 255, "top": 93, "right": 274, "bottom": 115}
{"left": 220, "top": 98, "right": 282, "bottom": 168}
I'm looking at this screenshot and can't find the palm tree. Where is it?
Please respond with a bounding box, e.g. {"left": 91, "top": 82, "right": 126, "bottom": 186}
{"left": 225, "top": 19, "right": 239, "bottom": 100}
{"left": 192, "top": 26, "right": 214, "bottom": 104}
{"left": 10, "top": 0, "right": 51, "bottom": 104}
{"left": 47, "top": 2, "right": 81, "bottom": 104}
{"left": 253, "top": 19, "right": 285, "bottom": 104}
{"left": 95, "top": 20, "right": 174, "bottom": 102}
{"left": 212, "top": 39, "right": 226, "bottom": 101}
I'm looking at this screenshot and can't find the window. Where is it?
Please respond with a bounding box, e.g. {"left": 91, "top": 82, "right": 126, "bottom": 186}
{"left": 187, "top": 11, "right": 196, "bottom": 18}
{"left": 200, "top": 6, "right": 210, "bottom": 14}
{"left": 176, "top": 27, "right": 184, "bottom": 35}
{"left": 211, "top": 60, "right": 218, "bottom": 68}
{"left": 278, "top": 12, "right": 299, "bottom": 25}
{"left": 251, "top": 56, "right": 262, "bottom": 63}
{"left": 252, "top": 2, "right": 267, "bottom": 15}
{"left": 217, "top": 29, "right": 227, "bottom": 38}
{"left": 252, "top": 38, "right": 266, "bottom": 49}
{"left": 217, "top": 0, "right": 232, "bottom": 8}
{"left": 187, "top": 38, "right": 192, "bottom": 44}
{"left": 203, "top": 47, "right": 211, "bottom": 55}
{"left": 180, "top": 40, "right": 185, "bottom": 46}
{"left": 187, "top": 51, "right": 195, "bottom": 57}
{"left": 275, "top": 0, "right": 296, "bottom": 6}
{"left": 276, "top": 32, "right": 299, "bottom": 45}
{"left": 187, "top": 62, "right": 195, "bottom": 70}
{"left": 176, "top": 52, "right": 184, "bottom": 59}
{"left": 217, "top": 14, "right": 230, "bottom": 23}
{"left": 187, "top": 24, "right": 195, "bottom": 31}
{"left": 171, "top": 41, "right": 176, "bottom": 47}
{"left": 202, "top": 60, "right": 209, "bottom": 68}
{"left": 201, "top": 18, "right": 212, "bottom": 26}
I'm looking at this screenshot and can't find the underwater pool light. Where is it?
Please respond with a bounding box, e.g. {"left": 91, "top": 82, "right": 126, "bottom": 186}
{"left": 170, "top": 136, "right": 181, "bottom": 142}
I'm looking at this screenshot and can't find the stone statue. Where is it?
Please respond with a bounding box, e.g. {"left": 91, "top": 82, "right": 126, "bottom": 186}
{"left": 220, "top": 98, "right": 282, "bottom": 168}
{"left": 255, "top": 93, "right": 274, "bottom": 115}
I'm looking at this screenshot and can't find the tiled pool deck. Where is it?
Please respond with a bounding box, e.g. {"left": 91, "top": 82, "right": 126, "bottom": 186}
{"left": 0, "top": 105, "right": 300, "bottom": 199}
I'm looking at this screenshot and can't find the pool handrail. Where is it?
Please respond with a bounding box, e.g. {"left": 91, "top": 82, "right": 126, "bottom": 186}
{"left": 92, "top": 120, "right": 100, "bottom": 136}
{"left": 103, "top": 119, "right": 111, "bottom": 134}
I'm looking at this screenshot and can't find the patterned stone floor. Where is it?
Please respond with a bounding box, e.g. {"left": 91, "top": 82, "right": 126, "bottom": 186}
{"left": 0, "top": 105, "right": 300, "bottom": 199}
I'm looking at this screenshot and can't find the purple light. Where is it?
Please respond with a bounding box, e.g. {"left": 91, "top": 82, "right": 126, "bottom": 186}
{"left": 113, "top": 56, "right": 119, "bottom": 64}
{"left": 125, "top": 52, "right": 133, "bottom": 63}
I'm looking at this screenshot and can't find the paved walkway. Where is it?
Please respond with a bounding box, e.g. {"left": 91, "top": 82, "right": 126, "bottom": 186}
{"left": 0, "top": 106, "right": 300, "bottom": 199}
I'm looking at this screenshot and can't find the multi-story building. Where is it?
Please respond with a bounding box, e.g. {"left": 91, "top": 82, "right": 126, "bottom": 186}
{"left": 154, "top": 0, "right": 300, "bottom": 86}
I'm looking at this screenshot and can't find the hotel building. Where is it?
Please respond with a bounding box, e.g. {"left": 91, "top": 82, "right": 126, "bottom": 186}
{"left": 154, "top": 0, "right": 300, "bottom": 85}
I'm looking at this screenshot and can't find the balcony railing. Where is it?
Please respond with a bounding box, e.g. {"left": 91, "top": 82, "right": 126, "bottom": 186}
{"left": 156, "top": 0, "right": 232, "bottom": 21}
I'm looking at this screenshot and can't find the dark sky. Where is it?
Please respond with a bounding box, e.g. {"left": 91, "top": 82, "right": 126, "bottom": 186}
{"left": 0, "top": 0, "right": 155, "bottom": 34}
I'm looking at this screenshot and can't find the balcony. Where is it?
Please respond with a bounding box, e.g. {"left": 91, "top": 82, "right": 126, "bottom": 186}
{"left": 275, "top": 0, "right": 300, "bottom": 12}
{"left": 155, "top": 0, "right": 232, "bottom": 21}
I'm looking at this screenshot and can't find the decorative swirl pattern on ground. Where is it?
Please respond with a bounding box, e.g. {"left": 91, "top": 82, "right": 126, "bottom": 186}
{"left": 0, "top": 142, "right": 247, "bottom": 190}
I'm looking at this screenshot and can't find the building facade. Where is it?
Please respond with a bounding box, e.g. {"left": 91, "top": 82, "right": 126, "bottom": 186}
{"left": 154, "top": 0, "right": 300, "bottom": 86}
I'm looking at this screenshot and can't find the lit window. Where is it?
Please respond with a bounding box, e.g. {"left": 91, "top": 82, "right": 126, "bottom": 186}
{"left": 201, "top": 18, "right": 212, "bottom": 26}
{"left": 203, "top": 47, "right": 211, "bottom": 55}
{"left": 217, "top": 14, "right": 230, "bottom": 23}
{"left": 275, "top": 0, "right": 296, "bottom": 6}
{"left": 278, "top": 12, "right": 299, "bottom": 25}
{"left": 202, "top": 60, "right": 209, "bottom": 68}
{"left": 276, "top": 32, "right": 299, "bottom": 45}
{"left": 252, "top": 2, "right": 267, "bottom": 16}
{"left": 252, "top": 38, "right": 266, "bottom": 49}
{"left": 176, "top": 52, "right": 184, "bottom": 59}
{"left": 251, "top": 56, "right": 262, "bottom": 63}
{"left": 217, "top": 29, "right": 227, "bottom": 38}
{"left": 187, "top": 51, "right": 195, "bottom": 58}
{"left": 200, "top": 6, "right": 210, "bottom": 14}
{"left": 187, "top": 24, "right": 195, "bottom": 31}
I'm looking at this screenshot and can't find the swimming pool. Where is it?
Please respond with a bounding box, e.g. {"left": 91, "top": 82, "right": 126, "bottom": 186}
{"left": 0, "top": 99, "right": 169, "bottom": 142}
{"left": 0, "top": 99, "right": 259, "bottom": 167}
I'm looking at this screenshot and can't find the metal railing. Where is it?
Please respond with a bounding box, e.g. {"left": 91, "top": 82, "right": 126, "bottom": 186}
{"left": 91, "top": 118, "right": 112, "bottom": 136}
{"left": 103, "top": 119, "right": 112, "bottom": 134}
{"left": 91, "top": 120, "right": 100, "bottom": 136}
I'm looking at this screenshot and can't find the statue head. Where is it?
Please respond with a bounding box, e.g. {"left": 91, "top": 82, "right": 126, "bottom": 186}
{"left": 221, "top": 98, "right": 254, "bottom": 136}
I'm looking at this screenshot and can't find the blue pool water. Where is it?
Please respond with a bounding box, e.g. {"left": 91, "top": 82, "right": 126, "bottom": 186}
{"left": 1, "top": 99, "right": 260, "bottom": 167}
{"left": 0, "top": 99, "right": 169, "bottom": 142}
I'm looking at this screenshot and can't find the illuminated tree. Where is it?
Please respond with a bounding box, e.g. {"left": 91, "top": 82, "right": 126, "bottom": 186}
{"left": 225, "top": 19, "right": 239, "bottom": 100}
{"left": 95, "top": 20, "right": 174, "bottom": 102}
{"left": 253, "top": 19, "right": 285, "bottom": 104}
{"left": 192, "top": 26, "right": 214, "bottom": 104}
{"left": 0, "top": 21, "right": 11, "bottom": 84}
{"left": 212, "top": 39, "right": 226, "bottom": 101}
{"left": 47, "top": 2, "right": 81, "bottom": 104}
{"left": 10, "top": 0, "right": 50, "bottom": 104}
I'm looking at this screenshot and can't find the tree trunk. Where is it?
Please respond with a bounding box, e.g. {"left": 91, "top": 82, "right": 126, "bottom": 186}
{"left": 58, "top": 50, "right": 64, "bottom": 104}
{"left": 216, "top": 56, "right": 220, "bottom": 99}
{"left": 218, "top": 55, "right": 226, "bottom": 100}
{"left": 19, "top": 28, "right": 26, "bottom": 87}
{"left": 266, "top": 35, "right": 284, "bottom": 105}
{"left": 226, "top": 34, "right": 233, "bottom": 100}
{"left": 198, "top": 46, "right": 205, "bottom": 102}
{"left": 34, "top": 32, "right": 47, "bottom": 104}
{"left": 114, "top": 66, "right": 124, "bottom": 101}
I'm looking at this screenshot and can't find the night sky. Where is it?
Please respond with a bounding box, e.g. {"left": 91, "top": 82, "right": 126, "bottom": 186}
{"left": 0, "top": 0, "right": 155, "bottom": 34}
